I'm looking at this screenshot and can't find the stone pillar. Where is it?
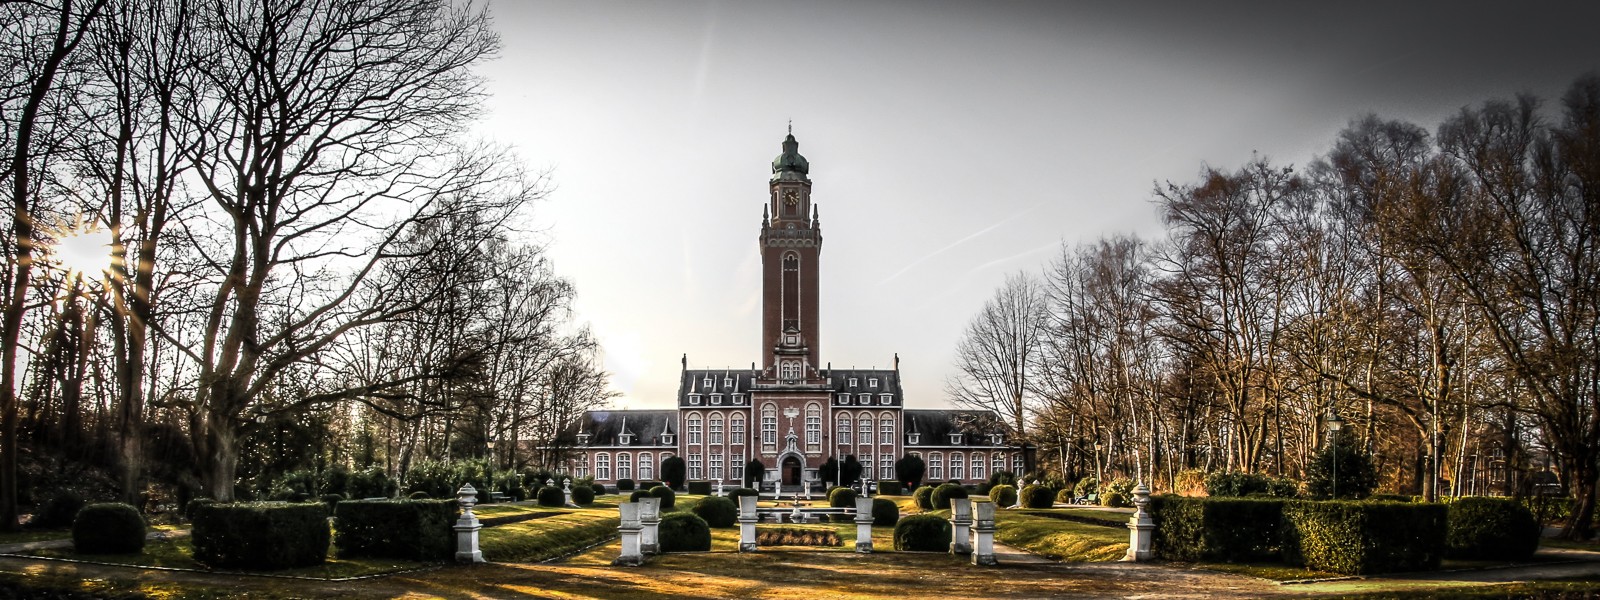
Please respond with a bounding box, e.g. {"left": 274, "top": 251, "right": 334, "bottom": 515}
{"left": 454, "top": 484, "right": 485, "bottom": 563}
{"left": 854, "top": 496, "right": 875, "bottom": 553}
{"left": 639, "top": 497, "right": 662, "bottom": 555}
{"left": 1122, "top": 482, "right": 1154, "bottom": 562}
{"left": 737, "top": 494, "right": 759, "bottom": 552}
{"left": 949, "top": 497, "right": 973, "bottom": 555}
{"left": 972, "top": 500, "right": 997, "bottom": 566}
{"left": 563, "top": 478, "right": 574, "bottom": 507}
{"left": 614, "top": 502, "right": 645, "bottom": 566}
{"left": 715, "top": 479, "right": 725, "bottom": 496}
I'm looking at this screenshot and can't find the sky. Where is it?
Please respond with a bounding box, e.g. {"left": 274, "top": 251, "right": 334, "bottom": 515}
{"left": 472, "top": 1, "right": 1600, "bottom": 410}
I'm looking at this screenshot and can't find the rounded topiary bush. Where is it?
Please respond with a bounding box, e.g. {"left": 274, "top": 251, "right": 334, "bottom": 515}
{"left": 1054, "top": 488, "right": 1075, "bottom": 505}
{"left": 570, "top": 484, "right": 596, "bottom": 506}
{"left": 407, "top": 491, "right": 430, "bottom": 500}
{"left": 649, "top": 485, "right": 677, "bottom": 509}
{"left": 988, "top": 484, "right": 1018, "bottom": 508}
{"left": 617, "top": 479, "right": 636, "bottom": 492}
{"left": 726, "top": 487, "right": 760, "bottom": 500}
{"left": 72, "top": 503, "right": 146, "bottom": 554}
{"left": 537, "top": 486, "right": 565, "bottom": 507}
{"left": 590, "top": 483, "right": 606, "bottom": 496}
{"left": 828, "top": 487, "right": 858, "bottom": 508}
{"left": 931, "top": 483, "right": 968, "bottom": 510}
{"left": 912, "top": 485, "right": 935, "bottom": 510}
{"left": 692, "top": 496, "right": 737, "bottom": 528}
{"left": 1446, "top": 497, "right": 1540, "bottom": 561}
{"left": 1020, "top": 484, "right": 1054, "bottom": 509}
{"left": 658, "top": 512, "right": 711, "bottom": 552}
{"left": 33, "top": 491, "right": 86, "bottom": 529}
{"left": 629, "top": 490, "right": 651, "bottom": 503}
{"left": 872, "top": 497, "right": 899, "bottom": 526}
{"left": 893, "top": 514, "right": 951, "bottom": 551}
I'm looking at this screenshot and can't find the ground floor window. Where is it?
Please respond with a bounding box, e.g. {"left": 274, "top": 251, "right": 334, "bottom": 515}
{"left": 689, "top": 453, "right": 704, "bottom": 480}
{"left": 1012, "top": 454, "right": 1024, "bottom": 474}
{"left": 596, "top": 453, "right": 611, "bottom": 481}
{"left": 970, "top": 452, "right": 985, "bottom": 481}
{"left": 617, "top": 453, "right": 632, "bottom": 481}
{"left": 732, "top": 455, "right": 744, "bottom": 481}
{"left": 710, "top": 453, "right": 724, "bottom": 480}
{"left": 639, "top": 453, "right": 654, "bottom": 480}
{"left": 950, "top": 453, "right": 964, "bottom": 480}
{"left": 992, "top": 453, "right": 1004, "bottom": 477}
{"left": 880, "top": 454, "right": 894, "bottom": 480}
{"left": 929, "top": 453, "right": 943, "bottom": 480}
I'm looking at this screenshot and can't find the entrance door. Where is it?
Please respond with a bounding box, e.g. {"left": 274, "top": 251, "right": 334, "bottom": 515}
{"left": 782, "top": 456, "right": 802, "bottom": 485}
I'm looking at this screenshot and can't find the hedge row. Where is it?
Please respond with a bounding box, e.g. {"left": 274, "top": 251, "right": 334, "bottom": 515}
{"left": 191, "top": 502, "right": 329, "bottom": 569}
{"left": 333, "top": 499, "right": 456, "bottom": 561}
{"left": 1149, "top": 496, "right": 1285, "bottom": 562}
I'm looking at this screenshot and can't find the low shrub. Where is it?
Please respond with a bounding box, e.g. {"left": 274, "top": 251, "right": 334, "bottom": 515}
{"left": 184, "top": 497, "right": 215, "bottom": 521}
{"left": 912, "top": 486, "right": 935, "bottom": 510}
{"left": 570, "top": 484, "right": 596, "bottom": 506}
{"left": 658, "top": 512, "right": 710, "bottom": 552}
{"left": 989, "top": 484, "right": 1018, "bottom": 507}
{"left": 687, "top": 481, "right": 712, "bottom": 496}
{"left": 407, "top": 491, "right": 430, "bottom": 500}
{"left": 872, "top": 497, "right": 899, "bottom": 526}
{"left": 1446, "top": 497, "right": 1539, "bottom": 561}
{"left": 1054, "top": 488, "right": 1075, "bottom": 505}
{"left": 931, "top": 483, "right": 967, "bottom": 510}
{"left": 893, "top": 514, "right": 951, "bottom": 551}
{"left": 333, "top": 499, "right": 455, "bottom": 561}
{"left": 987, "top": 470, "right": 1018, "bottom": 488}
{"left": 191, "top": 502, "right": 329, "bottom": 569}
{"left": 1281, "top": 500, "right": 1446, "bottom": 575}
{"left": 590, "top": 483, "right": 607, "bottom": 496}
{"left": 638, "top": 481, "right": 663, "bottom": 491}
{"left": 616, "top": 479, "right": 636, "bottom": 492}
{"left": 1074, "top": 476, "right": 1099, "bottom": 498}
{"left": 1102, "top": 478, "right": 1135, "bottom": 507}
{"left": 975, "top": 482, "right": 993, "bottom": 496}
{"left": 758, "top": 526, "right": 841, "bottom": 547}
{"left": 877, "top": 480, "right": 903, "bottom": 496}
{"left": 649, "top": 485, "right": 676, "bottom": 510}
{"left": 32, "top": 490, "right": 86, "bottom": 530}
{"left": 72, "top": 503, "right": 145, "bottom": 554}
{"left": 537, "top": 486, "right": 565, "bottom": 507}
{"left": 1149, "top": 496, "right": 1285, "bottom": 562}
{"left": 726, "top": 487, "right": 760, "bottom": 500}
{"left": 828, "top": 487, "right": 858, "bottom": 508}
{"left": 1019, "top": 484, "right": 1054, "bottom": 509}
{"left": 692, "top": 496, "right": 738, "bottom": 528}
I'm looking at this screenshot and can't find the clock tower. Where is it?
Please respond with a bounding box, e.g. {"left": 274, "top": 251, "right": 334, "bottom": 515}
{"left": 759, "top": 131, "right": 822, "bottom": 375}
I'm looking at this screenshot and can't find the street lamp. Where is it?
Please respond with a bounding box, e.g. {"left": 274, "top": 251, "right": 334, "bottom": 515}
{"left": 1326, "top": 410, "right": 1343, "bottom": 499}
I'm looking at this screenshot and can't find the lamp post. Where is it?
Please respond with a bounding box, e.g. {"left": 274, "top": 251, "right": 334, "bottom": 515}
{"left": 1326, "top": 410, "right": 1343, "bottom": 499}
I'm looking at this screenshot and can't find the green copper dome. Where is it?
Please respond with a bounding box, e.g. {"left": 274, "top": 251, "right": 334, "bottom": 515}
{"left": 771, "top": 133, "right": 809, "bottom": 180}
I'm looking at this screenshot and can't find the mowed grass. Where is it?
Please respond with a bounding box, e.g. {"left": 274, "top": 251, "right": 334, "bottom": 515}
{"left": 478, "top": 494, "right": 715, "bottom": 562}
{"left": 0, "top": 522, "right": 187, "bottom": 546}
{"left": 891, "top": 493, "right": 1127, "bottom": 562}
{"left": 25, "top": 536, "right": 421, "bottom": 579}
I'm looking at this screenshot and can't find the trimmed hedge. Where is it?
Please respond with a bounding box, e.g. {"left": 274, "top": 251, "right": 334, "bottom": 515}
{"left": 1019, "top": 485, "right": 1053, "bottom": 509}
{"left": 1149, "top": 496, "right": 1286, "bottom": 562}
{"left": 629, "top": 490, "right": 651, "bottom": 503}
{"left": 333, "top": 499, "right": 455, "bottom": 561}
{"left": 192, "top": 502, "right": 329, "bottom": 569}
{"left": 912, "top": 486, "right": 935, "bottom": 510}
{"left": 407, "top": 491, "right": 431, "bottom": 500}
{"left": 687, "top": 481, "right": 713, "bottom": 496}
{"left": 894, "top": 514, "right": 951, "bottom": 551}
{"left": 570, "top": 484, "right": 596, "bottom": 506}
{"left": 617, "top": 479, "right": 636, "bottom": 492}
{"left": 659, "top": 512, "right": 711, "bottom": 552}
{"left": 726, "top": 487, "right": 760, "bottom": 500}
{"left": 1204, "top": 472, "right": 1299, "bottom": 499}
{"left": 989, "top": 484, "right": 1018, "bottom": 507}
{"left": 692, "top": 496, "right": 737, "bottom": 528}
{"left": 878, "top": 480, "right": 903, "bottom": 496}
{"left": 872, "top": 497, "right": 899, "bottom": 526}
{"left": 931, "top": 483, "right": 967, "bottom": 510}
{"left": 1281, "top": 500, "right": 1446, "bottom": 575}
{"left": 828, "top": 487, "right": 858, "bottom": 508}
{"left": 1446, "top": 497, "right": 1539, "bottom": 561}
{"left": 649, "top": 485, "right": 677, "bottom": 509}
{"left": 590, "top": 483, "right": 606, "bottom": 496}
{"left": 537, "top": 486, "right": 565, "bottom": 507}
{"left": 72, "top": 503, "right": 146, "bottom": 554}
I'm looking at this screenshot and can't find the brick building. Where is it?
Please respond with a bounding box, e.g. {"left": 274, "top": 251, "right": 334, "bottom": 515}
{"left": 565, "top": 132, "right": 1026, "bottom": 492}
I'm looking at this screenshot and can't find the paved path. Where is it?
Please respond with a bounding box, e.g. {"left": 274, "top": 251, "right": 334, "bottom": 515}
{"left": 0, "top": 528, "right": 188, "bottom": 554}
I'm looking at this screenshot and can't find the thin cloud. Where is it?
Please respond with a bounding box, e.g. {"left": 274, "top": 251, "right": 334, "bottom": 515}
{"left": 966, "top": 240, "right": 1059, "bottom": 276}
{"left": 881, "top": 203, "right": 1041, "bottom": 284}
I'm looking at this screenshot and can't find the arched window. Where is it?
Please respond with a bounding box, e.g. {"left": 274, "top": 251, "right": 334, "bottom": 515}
{"left": 970, "top": 452, "right": 986, "bottom": 481}
{"left": 617, "top": 453, "right": 632, "bottom": 481}
{"left": 639, "top": 452, "right": 654, "bottom": 480}
{"left": 687, "top": 413, "right": 703, "bottom": 445}
{"left": 730, "top": 414, "right": 746, "bottom": 445}
{"left": 710, "top": 413, "right": 724, "bottom": 445}
{"left": 761, "top": 404, "right": 777, "bottom": 450}
{"left": 837, "top": 415, "right": 852, "bottom": 446}
{"left": 879, "top": 415, "right": 894, "bottom": 445}
{"left": 857, "top": 416, "right": 872, "bottom": 451}
{"left": 805, "top": 403, "right": 822, "bottom": 450}
{"left": 928, "top": 452, "right": 943, "bottom": 480}
{"left": 596, "top": 453, "right": 611, "bottom": 481}
{"left": 950, "top": 452, "right": 965, "bottom": 480}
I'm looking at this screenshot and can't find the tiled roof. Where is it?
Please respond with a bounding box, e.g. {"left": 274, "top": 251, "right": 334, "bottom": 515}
{"left": 903, "top": 409, "right": 1009, "bottom": 447}
{"left": 575, "top": 410, "right": 677, "bottom": 447}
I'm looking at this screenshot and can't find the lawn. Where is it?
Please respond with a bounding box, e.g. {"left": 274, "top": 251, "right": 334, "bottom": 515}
{"left": 889, "top": 494, "right": 1129, "bottom": 562}
{"left": 24, "top": 536, "right": 424, "bottom": 580}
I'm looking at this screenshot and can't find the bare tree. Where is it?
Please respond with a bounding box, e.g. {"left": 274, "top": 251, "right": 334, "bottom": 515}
{"left": 948, "top": 271, "right": 1047, "bottom": 437}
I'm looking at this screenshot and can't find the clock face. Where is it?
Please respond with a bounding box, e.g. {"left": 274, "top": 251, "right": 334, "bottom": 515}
{"left": 783, "top": 189, "right": 799, "bottom": 207}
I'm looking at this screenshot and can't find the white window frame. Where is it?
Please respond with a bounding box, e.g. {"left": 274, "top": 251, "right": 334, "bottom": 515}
{"left": 730, "top": 415, "right": 746, "bottom": 445}
{"left": 710, "top": 453, "right": 724, "bottom": 480}
{"left": 710, "top": 414, "right": 724, "bottom": 445}
{"left": 928, "top": 452, "right": 943, "bottom": 480}
{"left": 805, "top": 403, "right": 822, "bottom": 450}
{"left": 640, "top": 453, "right": 654, "bottom": 480}
{"left": 838, "top": 417, "right": 852, "bottom": 447}
{"left": 880, "top": 454, "right": 895, "bottom": 479}
{"left": 950, "top": 452, "right": 964, "bottom": 480}
{"left": 688, "top": 414, "right": 703, "bottom": 445}
{"left": 880, "top": 416, "right": 894, "bottom": 445}
{"left": 761, "top": 405, "right": 778, "bottom": 450}
{"left": 970, "top": 452, "right": 986, "bottom": 481}
{"left": 689, "top": 453, "right": 704, "bottom": 480}
{"left": 596, "top": 453, "right": 611, "bottom": 481}
{"left": 617, "top": 453, "right": 632, "bottom": 481}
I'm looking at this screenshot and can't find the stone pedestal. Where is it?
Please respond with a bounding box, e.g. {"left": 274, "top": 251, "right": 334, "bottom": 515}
{"left": 949, "top": 498, "right": 973, "bottom": 555}
{"left": 738, "top": 495, "right": 759, "bottom": 552}
{"left": 1122, "top": 482, "right": 1154, "bottom": 562}
{"left": 972, "top": 500, "right": 997, "bottom": 566}
{"left": 639, "top": 497, "right": 662, "bottom": 555}
{"left": 563, "top": 478, "right": 574, "bottom": 507}
{"left": 853, "top": 496, "right": 875, "bottom": 553}
{"left": 454, "top": 484, "right": 485, "bottom": 563}
{"left": 614, "top": 502, "right": 645, "bottom": 566}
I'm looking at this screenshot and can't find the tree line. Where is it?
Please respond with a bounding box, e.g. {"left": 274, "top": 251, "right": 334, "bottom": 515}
{"left": 949, "top": 74, "right": 1600, "bottom": 538}
{"left": 0, "top": 0, "right": 608, "bottom": 531}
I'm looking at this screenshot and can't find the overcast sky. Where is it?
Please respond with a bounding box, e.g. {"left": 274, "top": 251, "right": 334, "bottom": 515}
{"left": 473, "top": 1, "right": 1600, "bottom": 410}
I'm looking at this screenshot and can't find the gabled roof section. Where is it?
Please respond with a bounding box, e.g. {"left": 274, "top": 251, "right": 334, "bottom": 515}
{"left": 824, "top": 368, "right": 903, "bottom": 407}
{"left": 902, "top": 409, "right": 1009, "bottom": 448}
{"left": 572, "top": 410, "right": 678, "bottom": 447}
{"left": 678, "top": 369, "right": 759, "bottom": 407}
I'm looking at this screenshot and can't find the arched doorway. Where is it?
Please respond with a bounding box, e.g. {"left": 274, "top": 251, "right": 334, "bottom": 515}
{"left": 782, "top": 455, "right": 802, "bottom": 486}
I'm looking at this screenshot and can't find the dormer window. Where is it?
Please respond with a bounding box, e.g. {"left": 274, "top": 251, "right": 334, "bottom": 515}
{"left": 662, "top": 434, "right": 674, "bottom": 445}
{"left": 703, "top": 376, "right": 713, "bottom": 387}
{"left": 868, "top": 378, "right": 879, "bottom": 388}
{"left": 859, "top": 394, "right": 871, "bottom": 404}
{"left": 689, "top": 394, "right": 701, "bottom": 405}
{"left": 577, "top": 433, "right": 590, "bottom": 444}
{"left": 619, "top": 433, "right": 633, "bottom": 445}
{"left": 711, "top": 394, "right": 722, "bottom": 405}
{"left": 848, "top": 377, "right": 858, "bottom": 387}
{"left": 879, "top": 395, "right": 891, "bottom": 405}
{"left": 733, "top": 394, "right": 745, "bottom": 405}
{"left": 950, "top": 433, "right": 963, "bottom": 445}
{"left": 908, "top": 433, "right": 920, "bottom": 445}
{"left": 723, "top": 377, "right": 733, "bottom": 387}
{"left": 991, "top": 434, "right": 1004, "bottom": 445}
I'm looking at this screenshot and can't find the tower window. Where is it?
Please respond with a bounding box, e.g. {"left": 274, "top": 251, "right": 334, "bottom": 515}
{"left": 782, "top": 253, "right": 799, "bottom": 330}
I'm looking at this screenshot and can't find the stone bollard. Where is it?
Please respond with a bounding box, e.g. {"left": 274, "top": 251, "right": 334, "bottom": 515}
{"left": 854, "top": 496, "right": 875, "bottom": 553}
{"left": 454, "top": 484, "right": 485, "bottom": 563}
{"left": 1122, "top": 482, "right": 1154, "bottom": 562}
{"left": 737, "top": 494, "right": 759, "bottom": 552}
{"left": 949, "top": 497, "right": 973, "bottom": 555}
{"left": 563, "top": 478, "right": 574, "bottom": 506}
{"left": 972, "top": 501, "right": 997, "bottom": 566}
{"left": 639, "top": 497, "right": 662, "bottom": 555}
{"left": 614, "top": 502, "right": 645, "bottom": 566}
